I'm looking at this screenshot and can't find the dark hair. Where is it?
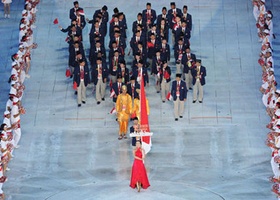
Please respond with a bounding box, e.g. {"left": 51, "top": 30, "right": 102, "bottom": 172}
{"left": 0, "top": 124, "right": 6, "bottom": 131}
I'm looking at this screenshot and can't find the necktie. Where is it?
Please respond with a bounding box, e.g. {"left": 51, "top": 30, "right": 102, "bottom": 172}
{"left": 176, "top": 81, "right": 180, "bottom": 96}
{"left": 80, "top": 67, "right": 84, "bottom": 79}
{"left": 132, "top": 84, "right": 134, "bottom": 99}
{"left": 118, "top": 83, "right": 121, "bottom": 94}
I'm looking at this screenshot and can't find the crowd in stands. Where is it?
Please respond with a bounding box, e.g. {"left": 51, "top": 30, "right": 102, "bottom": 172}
{"left": 0, "top": 0, "right": 40, "bottom": 198}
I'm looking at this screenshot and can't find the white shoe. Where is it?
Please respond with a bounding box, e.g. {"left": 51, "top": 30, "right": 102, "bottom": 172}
{"left": 6, "top": 167, "right": 10, "bottom": 171}
{"left": 14, "top": 145, "right": 20, "bottom": 149}
{"left": 25, "top": 74, "right": 30, "bottom": 78}
{"left": 7, "top": 14, "right": 10, "bottom": 18}
{"left": 4, "top": 14, "right": 7, "bottom": 18}
{"left": 10, "top": 154, "right": 14, "bottom": 158}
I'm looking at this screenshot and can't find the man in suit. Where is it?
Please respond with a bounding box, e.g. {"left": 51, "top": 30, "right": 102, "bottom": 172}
{"left": 191, "top": 59, "right": 206, "bottom": 103}
{"left": 73, "top": 60, "right": 90, "bottom": 107}
{"left": 174, "top": 38, "right": 186, "bottom": 74}
{"left": 116, "top": 61, "right": 130, "bottom": 85}
{"left": 89, "top": 40, "right": 106, "bottom": 66}
{"left": 157, "top": 7, "right": 169, "bottom": 29}
{"left": 130, "top": 117, "right": 140, "bottom": 147}
{"left": 151, "top": 50, "right": 163, "bottom": 93}
{"left": 167, "top": 2, "right": 182, "bottom": 30}
{"left": 160, "top": 61, "right": 172, "bottom": 103}
{"left": 127, "top": 76, "right": 140, "bottom": 100}
{"left": 92, "top": 58, "right": 109, "bottom": 104}
{"left": 60, "top": 24, "right": 82, "bottom": 45}
{"left": 181, "top": 5, "right": 192, "bottom": 31}
{"left": 158, "top": 37, "right": 170, "bottom": 62}
{"left": 132, "top": 13, "right": 146, "bottom": 34}
{"left": 130, "top": 30, "right": 145, "bottom": 56}
{"left": 75, "top": 8, "right": 86, "bottom": 29}
{"left": 175, "top": 21, "right": 191, "bottom": 47}
{"left": 171, "top": 73, "right": 187, "bottom": 121}
{"left": 109, "top": 31, "right": 126, "bottom": 56}
{"left": 142, "top": 2, "right": 156, "bottom": 30}
{"left": 93, "top": 5, "right": 109, "bottom": 25}
{"left": 133, "top": 60, "right": 149, "bottom": 87}
{"left": 109, "top": 50, "right": 124, "bottom": 84}
{"left": 69, "top": 41, "right": 86, "bottom": 75}
{"left": 111, "top": 75, "right": 124, "bottom": 103}
{"left": 69, "top": 1, "right": 82, "bottom": 21}
{"left": 182, "top": 47, "right": 196, "bottom": 90}
{"left": 88, "top": 19, "right": 106, "bottom": 46}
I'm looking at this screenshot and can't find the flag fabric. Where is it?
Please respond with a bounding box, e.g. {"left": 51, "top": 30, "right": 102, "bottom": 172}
{"left": 65, "top": 67, "right": 71, "bottom": 77}
{"left": 53, "top": 18, "right": 58, "bottom": 25}
{"left": 77, "top": 9, "right": 85, "bottom": 16}
{"left": 110, "top": 89, "right": 115, "bottom": 98}
{"left": 73, "top": 81, "right": 77, "bottom": 90}
{"left": 110, "top": 107, "right": 116, "bottom": 114}
{"left": 166, "top": 92, "right": 172, "bottom": 101}
{"left": 140, "top": 74, "right": 152, "bottom": 154}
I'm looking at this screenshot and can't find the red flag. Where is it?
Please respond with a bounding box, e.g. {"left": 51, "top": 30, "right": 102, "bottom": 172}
{"left": 140, "top": 74, "right": 151, "bottom": 153}
{"left": 65, "top": 68, "right": 71, "bottom": 77}
{"left": 53, "top": 18, "right": 58, "bottom": 25}
{"left": 109, "top": 107, "right": 116, "bottom": 114}
{"left": 166, "top": 92, "right": 172, "bottom": 101}
{"left": 73, "top": 81, "right": 77, "bottom": 90}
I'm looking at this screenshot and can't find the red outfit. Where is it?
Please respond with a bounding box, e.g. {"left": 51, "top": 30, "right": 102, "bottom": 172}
{"left": 130, "top": 148, "right": 150, "bottom": 189}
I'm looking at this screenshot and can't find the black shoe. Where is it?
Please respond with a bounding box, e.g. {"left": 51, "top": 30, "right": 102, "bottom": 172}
{"left": 82, "top": 101, "right": 86, "bottom": 104}
{"left": 157, "top": 91, "right": 160, "bottom": 93}
{"left": 102, "top": 98, "right": 105, "bottom": 101}
{"left": 180, "top": 116, "right": 183, "bottom": 118}
{"left": 97, "top": 101, "right": 100, "bottom": 104}
{"left": 70, "top": 75, "right": 73, "bottom": 78}
{"left": 199, "top": 101, "right": 203, "bottom": 103}
{"left": 78, "top": 104, "right": 81, "bottom": 107}
{"left": 116, "top": 118, "right": 118, "bottom": 121}
{"left": 162, "top": 101, "right": 165, "bottom": 103}
{"left": 189, "top": 88, "right": 192, "bottom": 90}
{"left": 192, "top": 100, "right": 196, "bottom": 103}
{"left": 175, "top": 118, "right": 178, "bottom": 121}
{"left": 75, "top": 91, "right": 77, "bottom": 95}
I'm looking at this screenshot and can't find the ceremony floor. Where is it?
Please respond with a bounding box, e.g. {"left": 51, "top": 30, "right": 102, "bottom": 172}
{"left": 0, "top": 0, "right": 279, "bottom": 199}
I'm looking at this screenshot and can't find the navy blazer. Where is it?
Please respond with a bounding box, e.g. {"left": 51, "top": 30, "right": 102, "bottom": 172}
{"left": 69, "top": 45, "right": 86, "bottom": 66}
{"left": 156, "top": 14, "right": 170, "bottom": 29}
{"left": 171, "top": 80, "right": 188, "bottom": 101}
{"left": 69, "top": 7, "right": 83, "bottom": 20}
{"left": 132, "top": 20, "right": 147, "bottom": 34}
{"left": 167, "top": 8, "right": 182, "bottom": 28}
{"left": 191, "top": 66, "right": 206, "bottom": 86}
{"left": 159, "top": 66, "right": 172, "bottom": 83}
{"left": 157, "top": 43, "right": 170, "bottom": 62}
{"left": 142, "top": 9, "right": 157, "bottom": 26}
{"left": 116, "top": 67, "right": 130, "bottom": 84}
{"left": 91, "top": 63, "right": 109, "bottom": 85}
{"left": 111, "top": 82, "right": 125, "bottom": 102}
{"left": 182, "top": 13, "right": 192, "bottom": 31}
{"left": 130, "top": 35, "right": 146, "bottom": 55}
{"left": 73, "top": 64, "right": 90, "bottom": 87}
{"left": 132, "top": 67, "right": 149, "bottom": 86}
{"left": 151, "top": 56, "right": 163, "bottom": 75}
{"left": 182, "top": 53, "right": 196, "bottom": 73}
{"left": 174, "top": 44, "right": 187, "bottom": 63}
{"left": 127, "top": 82, "right": 140, "bottom": 99}
{"left": 89, "top": 46, "right": 106, "bottom": 65}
